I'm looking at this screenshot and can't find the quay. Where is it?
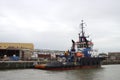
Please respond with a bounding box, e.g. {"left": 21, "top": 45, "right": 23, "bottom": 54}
{"left": 102, "top": 60, "right": 120, "bottom": 65}
{"left": 0, "top": 61, "right": 46, "bottom": 70}
{"left": 0, "top": 61, "right": 34, "bottom": 69}
{"left": 0, "top": 60, "right": 120, "bottom": 70}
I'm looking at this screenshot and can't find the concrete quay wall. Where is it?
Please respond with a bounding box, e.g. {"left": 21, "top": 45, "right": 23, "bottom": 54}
{"left": 0, "top": 60, "right": 120, "bottom": 69}
{"left": 102, "top": 60, "right": 120, "bottom": 65}
{"left": 0, "top": 61, "right": 35, "bottom": 69}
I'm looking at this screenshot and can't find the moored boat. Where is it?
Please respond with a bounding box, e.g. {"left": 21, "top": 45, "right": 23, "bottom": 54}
{"left": 35, "top": 20, "right": 105, "bottom": 70}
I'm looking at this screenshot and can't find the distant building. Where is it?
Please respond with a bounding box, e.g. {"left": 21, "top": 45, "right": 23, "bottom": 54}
{"left": 34, "top": 49, "right": 64, "bottom": 55}
{"left": 33, "top": 49, "right": 64, "bottom": 60}
{"left": 108, "top": 52, "right": 120, "bottom": 60}
{"left": 38, "top": 54, "right": 51, "bottom": 59}
{"left": 0, "top": 42, "right": 34, "bottom": 61}
{"left": 98, "top": 53, "right": 108, "bottom": 58}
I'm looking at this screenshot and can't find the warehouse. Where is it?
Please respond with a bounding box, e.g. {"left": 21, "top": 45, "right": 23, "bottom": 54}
{"left": 0, "top": 43, "right": 34, "bottom": 61}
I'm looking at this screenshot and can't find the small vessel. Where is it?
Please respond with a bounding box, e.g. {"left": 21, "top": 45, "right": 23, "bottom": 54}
{"left": 35, "top": 20, "right": 105, "bottom": 70}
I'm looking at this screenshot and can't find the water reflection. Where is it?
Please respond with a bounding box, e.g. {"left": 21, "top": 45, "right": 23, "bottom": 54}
{"left": 65, "top": 68, "right": 104, "bottom": 80}
{"left": 44, "top": 68, "right": 104, "bottom": 80}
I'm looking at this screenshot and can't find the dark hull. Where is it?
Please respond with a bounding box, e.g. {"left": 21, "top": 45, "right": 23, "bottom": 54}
{"left": 35, "top": 65, "right": 101, "bottom": 70}
{"left": 35, "top": 57, "right": 104, "bottom": 70}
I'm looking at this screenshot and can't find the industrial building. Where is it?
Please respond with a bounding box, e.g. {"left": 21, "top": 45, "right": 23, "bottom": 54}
{"left": 0, "top": 42, "right": 34, "bottom": 61}
{"left": 108, "top": 52, "right": 120, "bottom": 60}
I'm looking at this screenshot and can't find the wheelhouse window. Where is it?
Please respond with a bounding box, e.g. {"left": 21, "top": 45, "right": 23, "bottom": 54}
{"left": 77, "top": 43, "right": 87, "bottom": 48}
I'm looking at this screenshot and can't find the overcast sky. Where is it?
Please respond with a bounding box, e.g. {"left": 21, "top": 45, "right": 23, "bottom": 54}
{"left": 0, "top": 0, "right": 120, "bottom": 53}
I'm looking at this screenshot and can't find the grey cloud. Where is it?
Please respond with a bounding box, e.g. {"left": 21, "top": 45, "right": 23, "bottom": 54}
{"left": 0, "top": 0, "right": 120, "bottom": 52}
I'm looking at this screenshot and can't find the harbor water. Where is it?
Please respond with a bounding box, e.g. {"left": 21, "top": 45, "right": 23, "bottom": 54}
{"left": 0, "top": 65, "right": 120, "bottom": 80}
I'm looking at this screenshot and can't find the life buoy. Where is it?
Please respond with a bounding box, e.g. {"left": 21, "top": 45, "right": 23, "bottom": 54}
{"left": 76, "top": 52, "right": 84, "bottom": 57}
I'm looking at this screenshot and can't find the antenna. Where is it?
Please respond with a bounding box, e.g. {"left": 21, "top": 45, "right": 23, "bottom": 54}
{"left": 80, "top": 20, "right": 85, "bottom": 37}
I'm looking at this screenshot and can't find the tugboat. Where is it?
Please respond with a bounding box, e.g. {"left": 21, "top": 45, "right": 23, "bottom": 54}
{"left": 35, "top": 20, "right": 104, "bottom": 70}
